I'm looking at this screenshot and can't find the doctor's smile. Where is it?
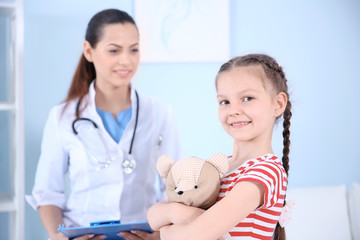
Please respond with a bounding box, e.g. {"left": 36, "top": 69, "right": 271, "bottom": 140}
{"left": 114, "top": 69, "right": 132, "bottom": 77}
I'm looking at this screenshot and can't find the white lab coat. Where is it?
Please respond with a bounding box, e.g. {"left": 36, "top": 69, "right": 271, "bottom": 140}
{"left": 26, "top": 81, "right": 181, "bottom": 227}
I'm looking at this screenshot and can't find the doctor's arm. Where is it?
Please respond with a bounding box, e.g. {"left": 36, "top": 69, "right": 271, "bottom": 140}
{"left": 34, "top": 109, "right": 108, "bottom": 240}
{"left": 39, "top": 206, "right": 106, "bottom": 240}
{"left": 155, "top": 105, "right": 181, "bottom": 202}
{"left": 29, "top": 109, "right": 97, "bottom": 240}
{"left": 158, "top": 105, "right": 181, "bottom": 161}
{"left": 31, "top": 109, "right": 68, "bottom": 239}
{"left": 39, "top": 205, "right": 67, "bottom": 240}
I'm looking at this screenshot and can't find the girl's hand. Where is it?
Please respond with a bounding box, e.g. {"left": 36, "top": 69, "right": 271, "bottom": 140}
{"left": 147, "top": 202, "right": 204, "bottom": 231}
{"left": 168, "top": 202, "right": 204, "bottom": 225}
{"left": 117, "top": 230, "right": 160, "bottom": 240}
{"left": 159, "top": 224, "right": 185, "bottom": 240}
{"left": 160, "top": 225, "right": 226, "bottom": 240}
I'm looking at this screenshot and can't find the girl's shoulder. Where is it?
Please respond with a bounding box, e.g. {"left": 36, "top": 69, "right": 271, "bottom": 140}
{"left": 245, "top": 154, "right": 281, "bottom": 167}
{"left": 221, "top": 154, "right": 287, "bottom": 196}
{"left": 227, "top": 154, "right": 283, "bottom": 176}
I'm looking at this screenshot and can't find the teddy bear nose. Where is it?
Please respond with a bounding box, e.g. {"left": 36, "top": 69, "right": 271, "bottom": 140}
{"left": 177, "top": 191, "right": 184, "bottom": 195}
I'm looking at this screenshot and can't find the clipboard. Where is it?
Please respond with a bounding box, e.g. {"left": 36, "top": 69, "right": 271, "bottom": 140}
{"left": 58, "top": 220, "right": 152, "bottom": 240}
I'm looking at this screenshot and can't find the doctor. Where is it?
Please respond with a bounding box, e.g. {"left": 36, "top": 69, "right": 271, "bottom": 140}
{"left": 26, "top": 9, "right": 180, "bottom": 240}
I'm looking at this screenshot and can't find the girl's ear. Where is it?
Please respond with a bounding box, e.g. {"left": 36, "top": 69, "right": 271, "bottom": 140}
{"left": 83, "top": 41, "right": 93, "bottom": 62}
{"left": 274, "top": 92, "right": 287, "bottom": 117}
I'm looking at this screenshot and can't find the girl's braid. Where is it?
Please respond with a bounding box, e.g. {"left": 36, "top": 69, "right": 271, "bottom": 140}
{"left": 282, "top": 101, "right": 291, "bottom": 174}
{"left": 253, "top": 54, "right": 292, "bottom": 240}
{"left": 250, "top": 55, "right": 292, "bottom": 175}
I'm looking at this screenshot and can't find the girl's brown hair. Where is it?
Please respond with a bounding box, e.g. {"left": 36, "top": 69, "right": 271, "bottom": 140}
{"left": 217, "top": 53, "right": 292, "bottom": 240}
{"left": 63, "top": 9, "right": 137, "bottom": 118}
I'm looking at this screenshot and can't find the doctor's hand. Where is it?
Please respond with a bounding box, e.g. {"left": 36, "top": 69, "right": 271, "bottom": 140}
{"left": 49, "top": 231, "right": 69, "bottom": 240}
{"left": 50, "top": 231, "right": 107, "bottom": 240}
{"left": 73, "top": 234, "right": 107, "bottom": 240}
{"left": 117, "top": 230, "right": 160, "bottom": 240}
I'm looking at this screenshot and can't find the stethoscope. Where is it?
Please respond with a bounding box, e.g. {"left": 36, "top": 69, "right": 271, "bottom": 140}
{"left": 72, "top": 91, "right": 139, "bottom": 174}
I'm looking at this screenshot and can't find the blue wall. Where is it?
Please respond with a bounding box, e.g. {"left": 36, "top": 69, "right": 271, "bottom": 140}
{"left": 22, "top": 1, "right": 360, "bottom": 239}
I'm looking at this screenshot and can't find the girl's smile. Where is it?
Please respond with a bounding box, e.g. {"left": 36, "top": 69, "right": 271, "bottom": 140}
{"left": 229, "top": 120, "right": 252, "bottom": 128}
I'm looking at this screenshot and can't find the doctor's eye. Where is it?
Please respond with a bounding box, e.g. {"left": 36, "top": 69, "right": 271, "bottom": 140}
{"left": 108, "top": 49, "right": 118, "bottom": 54}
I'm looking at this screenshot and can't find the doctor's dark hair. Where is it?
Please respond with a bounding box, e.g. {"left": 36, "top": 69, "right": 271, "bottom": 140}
{"left": 64, "top": 9, "right": 137, "bottom": 117}
{"left": 216, "top": 54, "right": 292, "bottom": 240}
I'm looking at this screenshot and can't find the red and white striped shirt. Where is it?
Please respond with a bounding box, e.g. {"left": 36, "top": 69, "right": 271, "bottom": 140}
{"left": 217, "top": 154, "right": 287, "bottom": 240}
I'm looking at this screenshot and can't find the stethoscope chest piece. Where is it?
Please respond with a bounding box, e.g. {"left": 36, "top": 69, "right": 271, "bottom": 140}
{"left": 122, "top": 155, "right": 136, "bottom": 174}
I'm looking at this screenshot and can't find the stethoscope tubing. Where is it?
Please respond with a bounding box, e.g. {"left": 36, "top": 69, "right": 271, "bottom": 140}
{"left": 72, "top": 117, "right": 98, "bottom": 135}
{"left": 72, "top": 90, "right": 139, "bottom": 155}
{"left": 129, "top": 91, "right": 139, "bottom": 155}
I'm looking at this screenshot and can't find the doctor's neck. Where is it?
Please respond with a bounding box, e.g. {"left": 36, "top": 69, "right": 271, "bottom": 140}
{"left": 94, "top": 82, "right": 131, "bottom": 118}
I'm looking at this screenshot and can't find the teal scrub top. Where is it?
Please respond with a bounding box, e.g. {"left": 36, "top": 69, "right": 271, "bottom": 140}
{"left": 96, "top": 107, "right": 132, "bottom": 143}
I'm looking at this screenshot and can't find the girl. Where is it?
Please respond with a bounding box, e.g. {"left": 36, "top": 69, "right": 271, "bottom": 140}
{"left": 147, "top": 53, "right": 291, "bottom": 240}
{"left": 26, "top": 9, "right": 180, "bottom": 240}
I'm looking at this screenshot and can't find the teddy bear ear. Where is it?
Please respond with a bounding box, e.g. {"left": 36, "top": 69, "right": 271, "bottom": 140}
{"left": 207, "top": 153, "right": 229, "bottom": 178}
{"left": 157, "top": 155, "right": 175, "bottom": 178}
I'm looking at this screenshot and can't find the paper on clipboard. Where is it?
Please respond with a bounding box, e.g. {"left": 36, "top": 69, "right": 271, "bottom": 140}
{"left": 57, "top": 220, "right": 152, "bottom": 240}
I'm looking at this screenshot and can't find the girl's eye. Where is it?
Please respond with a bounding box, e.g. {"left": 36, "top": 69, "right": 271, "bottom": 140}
{"left": 243, "top": 96, "right": 254, "bottom": 102}
{"left": 131, "top": 48, "right": 139, "bottom": 53}
{"left": 109, "top": 49, "right": 118, "bottom": 53}
{"left": 219, "top": 100, "right": 229, "bottom": 105}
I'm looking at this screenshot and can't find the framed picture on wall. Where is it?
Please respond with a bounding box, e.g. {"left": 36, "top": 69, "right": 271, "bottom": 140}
{"left": 134, "top": 0, "right": 230, "bottom": 62}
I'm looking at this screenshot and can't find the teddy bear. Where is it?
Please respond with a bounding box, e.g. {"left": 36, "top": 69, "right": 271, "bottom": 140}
{"left": 156, "top": 153, "right": 229, "bottom": 209}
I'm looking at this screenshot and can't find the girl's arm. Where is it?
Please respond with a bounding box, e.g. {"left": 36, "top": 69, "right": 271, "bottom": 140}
{"left": 147, "top": 202, "right": 205, "bottom": 231}
{"left": 159, "top": 181, "right": 264, "bottom": 240}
